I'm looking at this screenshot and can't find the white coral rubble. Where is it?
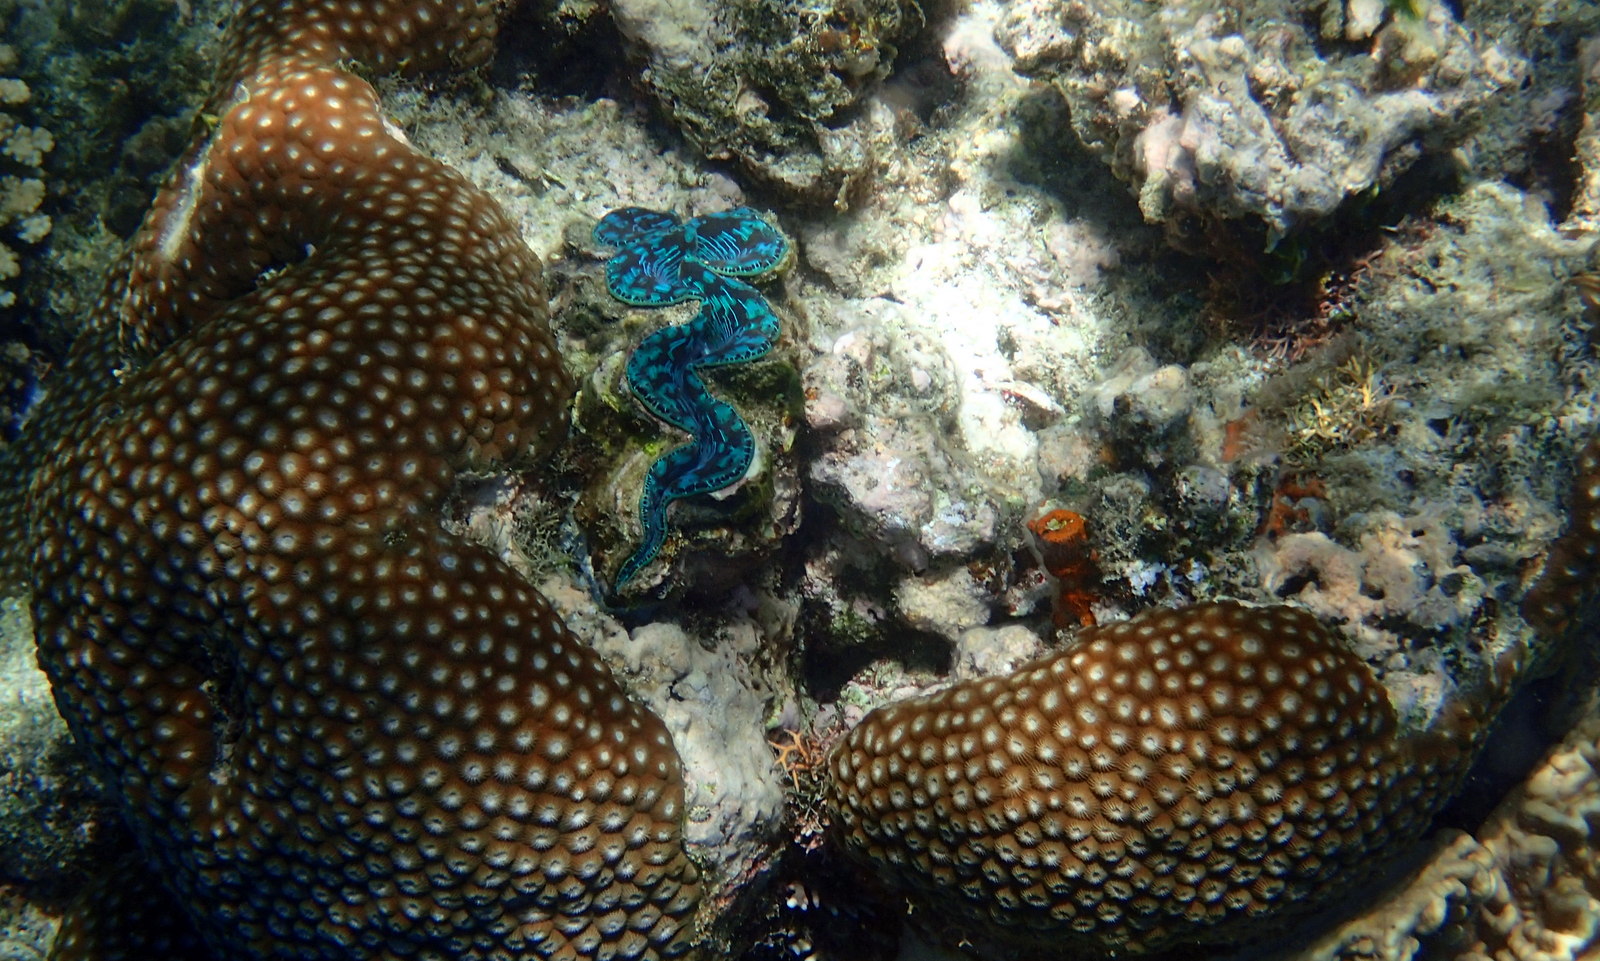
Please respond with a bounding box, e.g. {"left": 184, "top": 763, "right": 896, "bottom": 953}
{"left": 0, "top": 44, "right": 51, "bottom": 309}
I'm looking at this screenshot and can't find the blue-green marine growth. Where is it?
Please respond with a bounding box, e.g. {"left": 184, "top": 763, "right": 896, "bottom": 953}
{"left": 594, "top": 205, "right": 790, "bottom": 589}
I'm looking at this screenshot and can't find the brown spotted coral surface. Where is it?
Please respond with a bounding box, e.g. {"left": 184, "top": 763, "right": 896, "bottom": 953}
{"left": 826, "top": 601, "right": 1470, "bottom": 956}
{"left": 27, "top": 1, "right": 699, "bottom": 959}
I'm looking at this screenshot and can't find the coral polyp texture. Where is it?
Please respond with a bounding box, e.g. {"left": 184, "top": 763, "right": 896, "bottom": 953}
{"left": 15, "top": 2, "right": 701, "bottom": 959}
{"left": 825, "top": 601, "right": 1486, "bottom": 956}
{"left": 593, "top": 205, "right": 789, "bottom": 589}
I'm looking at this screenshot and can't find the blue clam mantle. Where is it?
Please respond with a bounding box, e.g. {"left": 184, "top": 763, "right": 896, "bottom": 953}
{"left": 594, "top": 205, "right": 790, "bottom": 589}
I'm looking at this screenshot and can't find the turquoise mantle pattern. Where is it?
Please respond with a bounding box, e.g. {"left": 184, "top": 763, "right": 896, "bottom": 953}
{"left": 594, "top": 205, "right": 789, "bottom": 589}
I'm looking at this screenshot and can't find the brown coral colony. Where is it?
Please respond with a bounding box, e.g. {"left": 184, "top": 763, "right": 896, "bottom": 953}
{"left": 825, "top": 601, "right": 1464, "bottom": 955}
{"left": 25, "top": 1, "right": 699, "bottom": 959}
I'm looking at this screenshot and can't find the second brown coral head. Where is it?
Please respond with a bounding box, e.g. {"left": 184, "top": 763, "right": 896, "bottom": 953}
{"left": 825, "top": 601, "right": 1462, "bottom": 955}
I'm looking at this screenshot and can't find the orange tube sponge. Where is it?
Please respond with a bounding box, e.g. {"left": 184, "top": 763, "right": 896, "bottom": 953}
{"left": 826, "top": 601, "right": 1473, "bottom": 956}
{"left": 24, "top": 2, "right": 699, "bottom": 959}
{"left": 1026, "top": 508, "right": 1099, "bottom": 628}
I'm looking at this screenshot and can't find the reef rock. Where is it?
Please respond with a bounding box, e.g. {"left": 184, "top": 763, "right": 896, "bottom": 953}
{"left": 608, "top": 0, "right": 923, "bottom": 203}
{"left": 1569, "top": 37, "right": 1600, "bottom": 233}
{"left": 997, "top": 0, "right": 1517, "bottom": 242}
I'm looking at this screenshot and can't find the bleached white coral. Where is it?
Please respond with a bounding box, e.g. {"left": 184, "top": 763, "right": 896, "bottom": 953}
{"left": 0, "top": 44, "right": 51, "bottom": 309}
{"left": 2, "top": 125, "right": 52, "bottom": 168}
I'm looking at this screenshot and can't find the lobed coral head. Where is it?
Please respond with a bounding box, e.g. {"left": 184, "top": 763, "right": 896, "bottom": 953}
{"left": 25, "top": 1, "right": 701, "bottom": 959}
{"left": 826, "top": 601, "right": 1462, "bottom": 956}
